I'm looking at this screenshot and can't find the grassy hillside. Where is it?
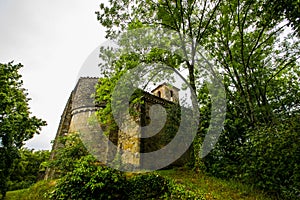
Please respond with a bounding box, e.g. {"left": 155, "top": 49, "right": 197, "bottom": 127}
{"left": 3, "top": 169, "right": 275, "bottom": 200}
{"left": 158, "top": 168, "right": 275, "bottom": 200}
{"left": 2, "top": 180, "right": 55, "bottom": 200}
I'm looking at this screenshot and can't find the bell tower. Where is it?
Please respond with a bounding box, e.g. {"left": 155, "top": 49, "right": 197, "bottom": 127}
{"left": 151, "top": 83, "right": 179, "bottom": 103}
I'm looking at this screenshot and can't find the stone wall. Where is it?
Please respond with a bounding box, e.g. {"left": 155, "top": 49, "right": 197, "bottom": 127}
{"left": 140, "top": 92, "right": 192, "bottom": 169}
{"left": 46, "top": 78, "right": 192, "bottom": 177}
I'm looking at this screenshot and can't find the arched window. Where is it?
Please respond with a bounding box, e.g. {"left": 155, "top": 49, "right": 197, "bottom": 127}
{"left": 158, "top": 91, "right": 161, "bottom": 98}
{"left": 170, "top": 90, "right": 173, "bottom": 97}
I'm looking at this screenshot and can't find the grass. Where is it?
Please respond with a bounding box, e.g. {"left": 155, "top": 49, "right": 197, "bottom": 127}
{"left": 3, "top": 169, "right": 275, "bottom": 200}
{"left": 2, "top": 189, "right": 27, "bottom": 200}
{"left": 1, "top": 180, "right": 56, "bottom": 200}
{"left": 157, "top": 168, "right": 276, "bottom": 200}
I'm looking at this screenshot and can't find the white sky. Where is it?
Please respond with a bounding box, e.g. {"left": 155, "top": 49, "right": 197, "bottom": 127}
{"left": 0, "top": 0, "right": 106, "bottom": 150}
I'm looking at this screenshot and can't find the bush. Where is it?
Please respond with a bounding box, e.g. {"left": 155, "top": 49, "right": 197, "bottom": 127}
{"left": 50, "top": 155, "right": 205, "bottom": 199}
{"left": 126, "top": 173, "right": 169, "bottom": 199}
{"left": 202, "top": 115, "right": 300, "bottom": 199}
{"left": 7, "top": 180, "right": 34, "bottom": 191}
{"left": 126, "top": 173, "right": 204, "bottom": 199}
{"left": 47, "top": 133, "right": 89, "bottom": 178}
{"left": 240, "top": 117, "right": 300, "bottom": 199}
{"left": 24, "top": 180, "right": 56, "bottom": 200}
{"left": 165, "top": 179, "right": 204, "bottom": 200}
{"left": 50, "top": 155, "right": 126, "bottom": 199}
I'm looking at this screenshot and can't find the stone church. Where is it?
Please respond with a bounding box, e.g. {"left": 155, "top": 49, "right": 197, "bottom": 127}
{"left": 46, "top": 77, "right": 192, "bottom": 176}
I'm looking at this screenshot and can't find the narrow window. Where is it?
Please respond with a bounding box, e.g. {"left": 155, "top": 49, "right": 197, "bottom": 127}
{"left": 170, "top": 90, "right": 173, "bottom": 97}
{"left": 158, "top": 91, "right": 161, "bottom": 98}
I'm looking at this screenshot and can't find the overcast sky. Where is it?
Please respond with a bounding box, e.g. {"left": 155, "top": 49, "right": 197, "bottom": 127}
{"left": 0, "top": 0, "right": 106, "bottom": 150}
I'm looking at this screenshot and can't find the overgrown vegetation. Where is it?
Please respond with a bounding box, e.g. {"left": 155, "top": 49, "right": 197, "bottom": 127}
{"left": 7, "top": 148, "right": 50, "bottom": 191}
{"left": 49, "top": 155, "right": 127, "bottom": 199}
{"left": 158, "top": 168, "right": 275, "bottom": 200}
{"left": 2, "top": 0, "right": 299, "bottom": 199}
{"left": 0, "top": 62, "right": 47, "bottom": 199}
{"left": 46, "top": 132, "right": 89, "bottom": 177}
{"left": 3, "top": 132, "right": 277, "bottom": 200}
{"left": 40, "top": 134, "right": 276, "bottom": 200}
{"left": 47, "top": 134, "right": 203, "bottom": 199}
{"left": 47, "top": 151, "right": 203, "bottom": 199}
{"left": 240, "top": 118, "right": 300, "bottom": 198}
{"left": 96, "top": 0, "right": 300, "bottom": 198}
{"left": 1, "top": 180, "right": 56, "bottom": 200}
{"left": 3, "top": 167, "right": 276, "bottom": 200}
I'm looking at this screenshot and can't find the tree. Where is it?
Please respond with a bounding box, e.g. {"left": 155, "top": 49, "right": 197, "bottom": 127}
{"left": 200, "top": 1, "right": 300, "bottom": 197}
{"left": 8, "top": 148, "right": 50, "bottom": 191}
{"left": 206, "top": 0, "right": 299, "bottom": 126}
{"left": 96, "top": 1, "right": 225, "bottom": 168}
{"left": 96, "top": 0, "right": 222, "bottom": 93}
{"left": 96, "top": 1, "right": 300, "bottom": 196}
{"left": 202, "top": 0, "right": 299, "bottom": 167}
{"left": 0, "top": 62, "right": 46, "bottom": 199}
{"left": 263, "top": 0, "right": 300, "bottom": 36}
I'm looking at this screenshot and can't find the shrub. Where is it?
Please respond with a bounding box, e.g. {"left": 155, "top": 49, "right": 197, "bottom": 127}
{"left": 126, "top": 173, "right": 204, "bottom": 199}
{"left": 50, "top": 156, "right": 205, "bottom": 199}
{"left": 47, "top": 133, "right": 89, "bottom": 177}
{"left": 5, "top": 180, "right": 56, "bottom": 200}
{"left": 126, "top": 173, "right": 169, "bottom": 199}
{"left": 50, "top": 155, "right": 126, "bottom": 199}
{"left": 202, "top": 114, "right": 300, "bottom": 199}
{"left": 240, "top": 117, "right": 300, "bottom": 199}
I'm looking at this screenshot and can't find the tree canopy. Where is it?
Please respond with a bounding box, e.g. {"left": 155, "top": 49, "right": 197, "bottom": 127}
{"left": 0, "top": 62, "right": 46, "bottom": 199}
{"left": 96, "top": 0, "right": 299, "bottom": 198}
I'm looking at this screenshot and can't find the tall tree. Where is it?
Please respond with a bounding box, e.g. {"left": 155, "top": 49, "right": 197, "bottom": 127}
{"left": 96, "top": 0, "right": 222, "bottom": 93}
{"left": 206, "top": 0, "right": 299, "bottom": 126}
{"left": 96, "top": 1, "right": 300, "bottom": 184}
{"left": 0, "top": 62, "right": 46, "bottom": 199}
{"left": 201, "top": 1, "right": 300, "bottom": 194}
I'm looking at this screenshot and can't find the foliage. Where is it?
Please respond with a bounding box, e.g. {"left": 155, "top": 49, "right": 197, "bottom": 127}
{"left": 4, "top": 168, "right": 278, "bottom": 200}
{"left": 96, "top": 52, "right": 141, "bottom": 136}
{"left": 239, "top": 115, "right": 300, "bottom": 199}
{"left": 127, "top": 173, "right": 204, "bottom": 199}
{"left": 158, "top": 168, "right": 275, "bottom": 200}
{"left": 263, "top": 0, "right": 300, "bottom": 36}
{"left": 7, "top": 148, "right": 50, "bottom": 191}
{"left": 50, "top": 158, "right": 204, "bottom": 200}
{"left": 22, "top": 180, "right": 56, "bottom": 200}
{"left": 203, "top": 114, "right": 300, "bottom": 198}
{"left": 200, "top": 1, "right": 300, "bottom": 198}
{"left": 0, "top": 180, "right": 56, "bottom": 200}
{"left": 97, "top": 0, "right": 223, "bottom": 92}
{"left": 48, "top": 133, "right": 204, "bottom": 199}
{"left": 207, "top": 0, "right": 299, "bottom": 126}
{"left": 50, "top": 155, "right": 127, "bottom": 200}
{"left": 126, "top": 173, "right": 169, "bottom": 199}
{"left": 47, "top": 132, "right": 89, "bottom": 177}
{"left": 95, "top": 44, "right": 184, "bottom": 143}
{"left": 0, "top": 62, "right": 46, "bottom": 199}
{"left": 47, "top": 132, "right": 203, "bottom": 199}
{"left": 96, "top": 0, "right": 300, "bottom": 198}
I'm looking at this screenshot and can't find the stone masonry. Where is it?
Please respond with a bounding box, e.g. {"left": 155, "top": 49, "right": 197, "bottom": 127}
{"left": 46, "top": 77, "right": 191, "bottom": 178}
